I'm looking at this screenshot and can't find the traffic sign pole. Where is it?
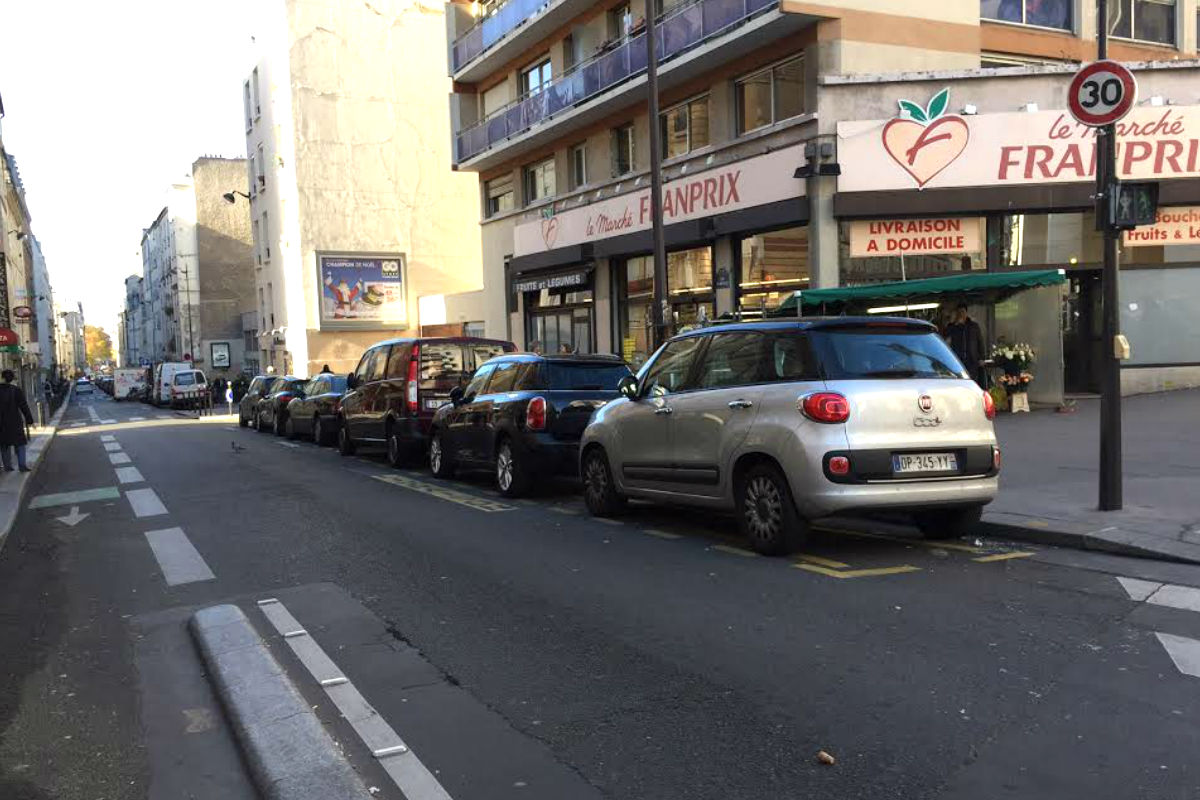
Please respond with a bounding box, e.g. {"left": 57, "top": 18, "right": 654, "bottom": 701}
{"left": 1096, "top": 0, "right": 1123, "bottom": 511}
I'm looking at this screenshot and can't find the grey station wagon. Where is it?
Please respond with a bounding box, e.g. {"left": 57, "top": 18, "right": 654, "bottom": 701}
{"left": 579, "top": 318, "right": 1000, "bottom": 555}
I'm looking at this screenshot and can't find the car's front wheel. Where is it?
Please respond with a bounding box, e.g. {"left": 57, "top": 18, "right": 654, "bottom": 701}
{"left": 338, "top": 422, "right": 356, "bottom": 456}
{"left": 495, "top": 439, "right": 530, "bottom": 497}
{"left": 914, "top": 505, "right": 984, "bottom": 540}
{"left": 284, "top": 414, "right": 296, "bottom": 439}
{"left": 312, "top": 416, "right": 326, "bottom": 446}
{"left": 238, "top": 412, "right": 248, "bottom": 428}
{"left": 429, "top": 431, "right": 454, "bottom": 479}
{"left": 582, "top": 447, "right": 625, "bottom": 517}
{"left": 737, "top": 463, "right": 806, "bottom": 556}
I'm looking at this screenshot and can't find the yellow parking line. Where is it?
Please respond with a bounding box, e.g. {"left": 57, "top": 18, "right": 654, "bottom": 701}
{"left": 793, "top": 553, "right": 850, "bottom": 569}
{"left": 816, "top": 526, "right": 985, "bottom": 554}
{"left": 972, "top": 552, "right": 1035, "bottom": 563}
{"left": 793, "top": 563, "right": 922, "bottom": 579}
{"left": 712, "top": 544, "right": 759, "bottom": 558}
{"left": 644, "top": 529, "right": 683, "bottom": 540}
{"left": 372, "top": 474, "right": 515, "bottom": 513}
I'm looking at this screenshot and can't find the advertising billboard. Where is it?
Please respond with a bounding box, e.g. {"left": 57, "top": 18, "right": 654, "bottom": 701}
{"left": 317, "top": 252, "right": 407, "bottom": 330}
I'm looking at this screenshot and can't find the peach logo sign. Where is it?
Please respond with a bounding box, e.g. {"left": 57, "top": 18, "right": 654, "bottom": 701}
{"left": 882, "top": 89, "right": 970, "bottom": 188}
{"left": 540, "top": 215, "right": 559, "bottom": 249}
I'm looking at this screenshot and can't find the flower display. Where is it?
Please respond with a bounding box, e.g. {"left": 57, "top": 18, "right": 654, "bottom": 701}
{"left": 990, "top": 342, "right": 1036, "bottom": 372}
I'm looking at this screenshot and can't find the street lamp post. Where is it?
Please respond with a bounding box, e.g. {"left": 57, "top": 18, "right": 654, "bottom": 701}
{"left": 644, "top": 3, "right": 670, "bottom": 350}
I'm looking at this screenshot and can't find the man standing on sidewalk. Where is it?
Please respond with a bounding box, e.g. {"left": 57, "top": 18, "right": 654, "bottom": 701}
{"left": 946, "top": 303, "right": 985, "bottom": 387}
{"left": 0, "top": 370, "right": 35, "bottom": 473}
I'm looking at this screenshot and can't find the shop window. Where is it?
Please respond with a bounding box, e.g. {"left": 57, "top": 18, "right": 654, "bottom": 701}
{"left": 612, "top": 124, "right": 635, "bottom": 177}
{"left": 528, "top": 289, "right": 593, "bottom": 355}
{"left": 485, "top": 175, "right": 515, "bottom": 218}
{"left": 569, "top": 143, "right": 587, "bottom": 191}
{"left": 1109, "top": 0, "right": 1176, "bottom": 45}
{"left": 1001, "top": 212, "right": 1103, "bottom": 267}
{"left": 667, "top": 248, "right": 713, "bottom": 297}
{"left": 520, "top": 58, "right": 552, "bottom": 97}
{"left": 736, "top": 56, "right": 805, "bottom": 135}
{"left": 522, "top": 158, "right": 556, "bottom": 205}
{"left": 980, "top": 0, "right": 1072, "bottom": 30}
{"left": 660, "top": 96, "right": 710, "bottom": 160}
{"left": 619, "top": 248, "right": 714, "bottom": 367}
{"left": 738, "top": 226, "right": 809, "bottom": 318}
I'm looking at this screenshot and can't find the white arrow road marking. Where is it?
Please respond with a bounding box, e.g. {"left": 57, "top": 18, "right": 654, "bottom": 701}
{"left": 1155, "top": 633, "right": 1200, "bottom": 679}
{"left": 1117, "top": 576, "right": 1162, "bottom": 602}
{"left": 126, "top": 488, "right": 168, "bottom": 518}
{"left": 55, "top": 506, "right": 89, "bottom": 527}
{"left": 144, "top": 528, "right": 215, "bottom": 586}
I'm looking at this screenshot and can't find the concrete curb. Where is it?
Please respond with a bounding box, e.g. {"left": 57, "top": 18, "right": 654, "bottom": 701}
{"left": 0, "top": 391, "right": 70, "bottom": 556}
{"left": 189, "top": 604, "right": 371, "bottom": 800}
{"left": 979, "top": 513, "right": 1200, "bottom": 566}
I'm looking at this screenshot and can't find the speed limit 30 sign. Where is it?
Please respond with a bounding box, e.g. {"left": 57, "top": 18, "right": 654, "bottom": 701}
{"left": 1068, "top": 60, "right": 1138, "bottom": 127}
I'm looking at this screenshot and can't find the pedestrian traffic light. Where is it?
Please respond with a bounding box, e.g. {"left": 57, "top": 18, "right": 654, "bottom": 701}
{"left": 1107, "top": 181, "right": 1158, "bottom": 231}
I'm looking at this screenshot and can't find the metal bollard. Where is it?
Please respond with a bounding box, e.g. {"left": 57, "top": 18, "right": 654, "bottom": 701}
{"left": 36, "top": 401, "right": 45, "bottom": 428}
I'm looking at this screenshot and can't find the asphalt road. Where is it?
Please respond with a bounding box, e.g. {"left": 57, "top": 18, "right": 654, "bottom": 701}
{"left": 1, "top": 391, "right": 1199, "bottom": 800}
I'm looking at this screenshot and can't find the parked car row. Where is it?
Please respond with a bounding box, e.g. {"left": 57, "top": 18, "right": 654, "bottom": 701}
{"left": 235, "top": 320, "right": 1001, "bottom": 555}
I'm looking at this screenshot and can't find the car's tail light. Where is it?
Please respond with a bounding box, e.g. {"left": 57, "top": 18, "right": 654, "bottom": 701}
{"left": 982, "top": 390, "right": 996, "bottom": 420}
{"left": 992, "top": 445, "right": 1002, "bottom": 472}
{"left": 828, "top": 455, "right": 851, "bottom": 476}
{"left": 526, "top": 396, "right": 547, "bottom": 431}
{"left": 800, "top": 392, "right": 850, "bottom": 424}
{"left": 406, "top": 347, "right": 419, "bottom": 413}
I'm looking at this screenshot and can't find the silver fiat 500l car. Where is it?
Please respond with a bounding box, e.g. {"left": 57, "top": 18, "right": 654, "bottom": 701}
{"left": 579, "top": 318, "right": 1000, "bottom": 555}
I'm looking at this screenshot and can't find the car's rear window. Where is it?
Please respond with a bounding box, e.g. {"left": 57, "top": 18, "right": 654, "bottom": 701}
{"left": 419, "top": 343, "right": 468, "bottom": 390}
{"left": 544, "top": 362, "right": 631, "bottom": 390}
{"left": 810, "top": 328, "right": 967, "bottom": 380}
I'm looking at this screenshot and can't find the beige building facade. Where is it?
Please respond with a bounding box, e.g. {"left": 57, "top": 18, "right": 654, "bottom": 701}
{"left": 242, "top": 0, "right": 485, "bottom": 378}
{"left": 446, "top": 0, "right": 1200, "bottom": 393}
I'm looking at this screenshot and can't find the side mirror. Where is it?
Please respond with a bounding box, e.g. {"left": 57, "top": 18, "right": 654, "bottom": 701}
{"left": 347, "top": 372, "right": 359, "bottom": 390}
{"left": 618, "top": 375, "right": 639, "bottom": 400}
{"left": 449, "top": 385, "right": 464, "bottom": 406}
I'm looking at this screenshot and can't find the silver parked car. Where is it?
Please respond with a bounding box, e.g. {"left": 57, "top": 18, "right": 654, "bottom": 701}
{"left": 579, "top": 318, "right": 1000, "bottom": 555}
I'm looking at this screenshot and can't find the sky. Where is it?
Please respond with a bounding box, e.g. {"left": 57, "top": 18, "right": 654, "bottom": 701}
{"left": 0, "top": 0, "right": 257, "bottom": 341}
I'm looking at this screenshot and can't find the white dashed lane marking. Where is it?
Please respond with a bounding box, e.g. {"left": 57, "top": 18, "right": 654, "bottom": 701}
{"left": 109, "top": 453, "right": 132, "bottom": 465}
{"left": 144, "top": 527, "right": 215, "bottom": 586}
{"left": 126, "top": 488, "right": 168, "bottom": 518}
{"left": 103, "top": 442, "right": 122, "bottom": 452}
{"left": 115, "top": 466, "right": 145, "bottom": 485}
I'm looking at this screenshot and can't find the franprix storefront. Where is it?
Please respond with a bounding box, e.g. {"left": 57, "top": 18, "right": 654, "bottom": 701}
{"left": 828, "top": 65, "right": 1200, "bottom": 397}
{"left": 508, "top": 144, "right": 809, "bottom": 367}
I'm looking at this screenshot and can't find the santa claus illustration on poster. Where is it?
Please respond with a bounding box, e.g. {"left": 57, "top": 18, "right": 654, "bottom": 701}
{"left": 318, "top": 254, "right": 406, "bottom": 327}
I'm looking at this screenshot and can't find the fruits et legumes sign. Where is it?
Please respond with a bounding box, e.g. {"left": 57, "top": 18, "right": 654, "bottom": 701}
{"left": 838, "top": 88, "right": 1200, "bottom": 193}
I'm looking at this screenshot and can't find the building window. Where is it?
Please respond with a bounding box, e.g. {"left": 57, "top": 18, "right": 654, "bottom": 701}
{"left": 256, "top": 144, "right": 266, "bottom": 191}
{"left": 251, "top": 67, "right": 261, "bottom": 117}
{"left": 619, "top": 247, "right": 714, "bottom": 367}
{"left": 607, "top": 3, "right": 632, "bottom": 40}
{"left": 526, "top": 289, "right": 594, "bottom": 355}
{"left": 660, "top": 95, "right": 709, "bottom": 159}
{"left": 612, "top": 124, "right": 635, "bottom": 177}
{"left": 252, "top": 219, "right": 261, "bottom": 265}
{"left": 243, "top": 80, "right": 253, "bottom": 131}
{"left": 1108, "top": 0, "right": 1176, "bottom": 45}
{"left": 522, "top": 158, "right": 556, "bottom": 205}
{"left": 738, "top": 227, "right": 809, "bottom": 318}
{"left": 261, "top": 211, "right": 270, "bottom": 262}
{"left": 736, "top": 56, "right": 805, "bottom": 135}
{"left": 520, "top": 58, "right": 552, "bottom": 97}
{"left": 981, "top": 52, "right": 1066, "bottom": 68}
{"left": 568, "top": 143, "right": 587, "bottom": 190}
{"left": 980, "top": 0, "right": 1072, "bottom": 30}
{"left": 485, "top": 175, "right": 515, "bottom": 217}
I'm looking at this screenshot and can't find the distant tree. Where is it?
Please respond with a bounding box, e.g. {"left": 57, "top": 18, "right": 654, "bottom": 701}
{"left": 84, "top": 325, "right": 113, "bottom": 365}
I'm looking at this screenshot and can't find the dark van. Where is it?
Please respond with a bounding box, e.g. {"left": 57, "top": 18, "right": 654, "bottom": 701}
{"left": 338, "top": 337, "right": 515, "bottom": 464}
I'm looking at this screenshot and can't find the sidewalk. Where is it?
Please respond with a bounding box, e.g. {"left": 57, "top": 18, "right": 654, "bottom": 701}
{"left": 0, "top": 394, "right": 69, "bottom": 554}
{"left": 981, "top": 388, "right": 1200, "bottom": 564}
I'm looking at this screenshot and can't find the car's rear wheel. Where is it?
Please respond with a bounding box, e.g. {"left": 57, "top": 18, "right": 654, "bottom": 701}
{"left": 274, "top": 409, "right": 288, "bottom": 436}
{"left": 386, "top": 424, "right": 408, "bottom": 468}
{"left": 582, "top": 447, "right": 625, "bottom": 517}
{"left": 312, "top": 416, "right": 326, "bottom": 446}
{"left": 495, "top": 439, "right": 530, "bottom": 497}
{"left": 284, "top": 414, "right": 296, "bottom": 439}
{"left": 238, "top": 412, "right": 248, "bottom": 428}
{"left": 429, "top": 431, "right": 454, "bottom": 479}
{"left": 738, "top": 463, "right": 806, "bottom": 556}
{"left": 249, "top": 409, "right": 259, "bottom": 430}
{"left": 914, "top": 505, "right": 984, "bottom": 540}
{"left": 337, "top": 422, "right": 356, "bottom": 456}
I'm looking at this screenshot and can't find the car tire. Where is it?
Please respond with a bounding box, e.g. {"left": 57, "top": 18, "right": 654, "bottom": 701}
{"left": 249, "top": 409, "right": 259, "bottom": 430}
{"left": 284, "top": 414, "right": 296, "bottom": 439}
{"left": 737, "top": 463, "right": 806, "bottom": 556}
{"left": 429, "top": 431, "right": 455, "bottom": 479}
{"left": 386, "top": 424, "right": 408, "bottom": 469}
{"left": 494, "top": 439, "right": 531, "bottom": 497}
{"left": 582, "top": 447, "right": 625, "bottom": 517}
{"left": 274, "top": 409, "right": 288, "bottom": 437}
{"left": 914, "top": 505, "right": 984, "bottom": 540}
{"left": 338, "top": 422, "right": 357, "bottom": 456}
{"left": 312, "top": 416, "right": 326, "bottom": 446}
{"left": 238, "top": 413, "right": 248, "bottom": 429}
{"left": 257, "top": 410, "right": 271, "bottom": 433}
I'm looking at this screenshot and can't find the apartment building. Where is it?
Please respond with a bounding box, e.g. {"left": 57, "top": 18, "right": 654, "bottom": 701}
{"left": 240, "top": 0, "right": 484, "bottom": 378}
{"left": 446, "top": 0, "right": 1200, "bottom": 394}
{"left": 0, "top": 147, "right": 45, "bottom": 392}
{"left": 122, "top": 274, "right": 144, "bottom": 368}
{"left": 135, "top": 157, "right": 256, "bottom": 376}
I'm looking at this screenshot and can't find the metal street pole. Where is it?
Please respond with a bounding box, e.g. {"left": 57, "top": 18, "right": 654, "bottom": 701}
{"left": 1097, "top": 0, "right": 1123, "bottom": 510}
{"left": 644, "top": 5, "right": 670, "bottom": 349}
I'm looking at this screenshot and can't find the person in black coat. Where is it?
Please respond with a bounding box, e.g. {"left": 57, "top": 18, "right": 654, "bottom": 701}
{"left": 945, "top": 303, "right": 985, "bottom": 387}
{"left": 0, "top": 370, "right": 34, "bottom": 472}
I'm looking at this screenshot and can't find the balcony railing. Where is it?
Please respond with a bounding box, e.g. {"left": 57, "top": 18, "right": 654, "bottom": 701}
{"left": 452, "top": 0, "right": 553, "bottom": 72}
{"left": 455, "top": 0, "right": 777, "bottom": 164}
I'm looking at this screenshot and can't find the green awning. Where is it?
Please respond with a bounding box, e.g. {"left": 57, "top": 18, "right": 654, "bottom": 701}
{"left": 777, "top": 269, "right": 1067, "bottom": 314}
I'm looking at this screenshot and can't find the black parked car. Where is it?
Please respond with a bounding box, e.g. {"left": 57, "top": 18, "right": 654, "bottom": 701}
{"left": 258, "top": 377, "right": 308, "bottom": 435}
{"left": 238, "top": 375, "right": 278, "bottom": 429}
{"left": 429, "top": 353, "right": 631, "bottom": 497}
{"left": 339, "top": 336, "right": 515, "bottom": 464}
{"left": 284, "top": 374, "right": 348, "bottom": 445}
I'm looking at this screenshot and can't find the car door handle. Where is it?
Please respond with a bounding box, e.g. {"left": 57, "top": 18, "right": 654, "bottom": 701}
{"left": 654, "top": 406, "right": 673, "bottom": 415}
{"left": 727, "top": 399, "right": 754, "bottom": 409}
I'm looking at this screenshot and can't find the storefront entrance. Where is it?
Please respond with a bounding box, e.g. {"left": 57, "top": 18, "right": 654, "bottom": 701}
{"left": 1063, "top": 271, "right": 1102, "bottom": 395}
{"left": 526, "top": 289, "right": 594, "bottom": 354}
